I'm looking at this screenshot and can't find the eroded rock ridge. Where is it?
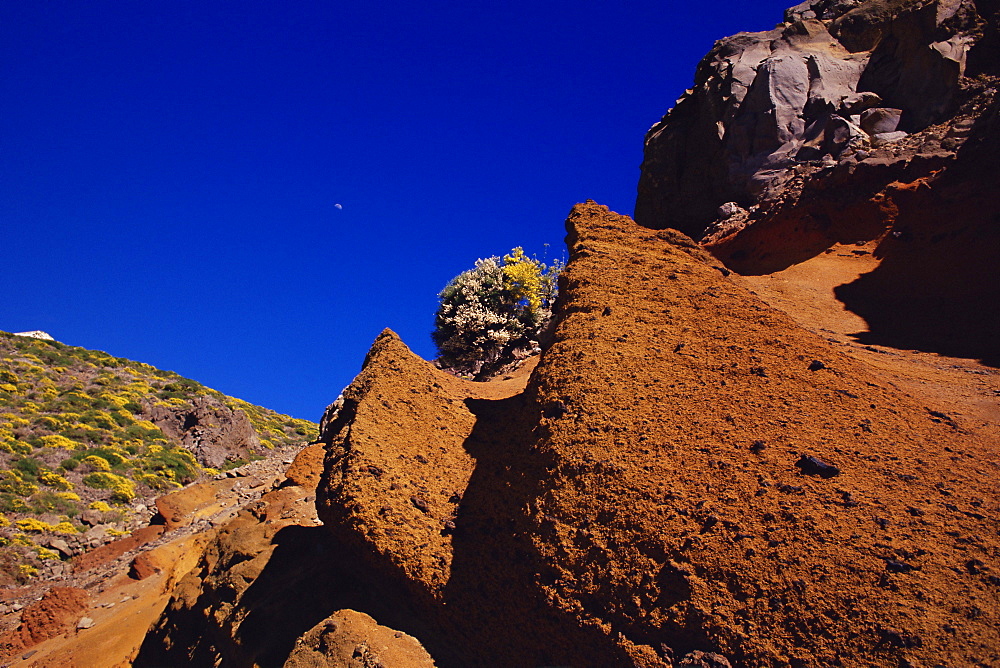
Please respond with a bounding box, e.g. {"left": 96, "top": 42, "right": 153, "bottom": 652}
{"left": 302, "top": 202, "right": 998, "bottom": 667}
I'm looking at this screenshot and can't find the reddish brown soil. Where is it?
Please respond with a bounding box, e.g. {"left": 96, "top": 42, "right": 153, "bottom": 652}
{"left": 737, "top": 243, "right": 1000, "bottom": 442}
{"left": 28, "top": 198, "right": 996, "bottom": 667}
{"left": 309, "top": 201, "right": 998, "bottom": 667}
{"left": 71, "top": 526, "right": 166, "bottom": 574}
{"left": 0, "top": 586, "right": 88, "bottom": 655}
{"left": 706, "top": 89, "right": 1000, "bottom": 369}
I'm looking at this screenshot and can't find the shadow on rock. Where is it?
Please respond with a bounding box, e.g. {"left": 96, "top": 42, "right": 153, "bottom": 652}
{"left": 134, "top": 523, "right": 433, "bottom": 668}
{"left": 426, "top": 395, "right": 635, "bottom": 667}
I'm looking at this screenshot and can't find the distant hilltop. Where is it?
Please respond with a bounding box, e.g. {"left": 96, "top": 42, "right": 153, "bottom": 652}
{"left": 14, "top": 331, "right": 55, "bottom": 342}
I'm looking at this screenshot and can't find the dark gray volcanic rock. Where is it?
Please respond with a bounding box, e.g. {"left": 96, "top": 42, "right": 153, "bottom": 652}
{"left": 635, "top": 0, "right": 991, "bottom": 238}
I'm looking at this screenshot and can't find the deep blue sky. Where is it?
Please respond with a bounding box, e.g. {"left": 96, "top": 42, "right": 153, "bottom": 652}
{"left": 3, "top": 1, "right": 790, "bottom": 421}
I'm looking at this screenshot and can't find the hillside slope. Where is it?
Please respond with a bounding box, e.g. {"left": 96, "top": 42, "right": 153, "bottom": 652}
{"left": 0, "top": 331, "right": 315, "bottom": 585}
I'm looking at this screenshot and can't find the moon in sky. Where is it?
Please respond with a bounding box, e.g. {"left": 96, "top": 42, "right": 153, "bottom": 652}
{"left": 334, "top": 203, "right": 343, "bottom": 210}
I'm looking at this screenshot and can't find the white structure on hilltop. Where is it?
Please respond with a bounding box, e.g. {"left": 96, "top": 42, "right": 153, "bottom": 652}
{"left": 14, "top": 331, "right": 55, "bottom": 341}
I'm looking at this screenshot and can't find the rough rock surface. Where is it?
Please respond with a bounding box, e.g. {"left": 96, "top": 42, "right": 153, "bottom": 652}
{"left": 283, "top": 609, "right": 435, "bottom": 668}
{"left": 0, "top": 445, "right": 306, "bottom": 667}
{"left": 635, "top": 0, "right": 996, "bottom": 239}
{"left": 0, "top": 586, "right": 88, "bottom": 655}
{"left": 133, "top": 441, "right": 437, "bottom": 667}
{"left": 142, "top": 394, "right": 263, "bottom": 468}
{"left": 704, "top": 82, "right": 1000, "bottom": 363}
{"left": 308, "top": 202, "right": 998, "bottom": 667}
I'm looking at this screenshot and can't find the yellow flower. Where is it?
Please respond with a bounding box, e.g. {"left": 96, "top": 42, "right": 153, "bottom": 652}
{"left": 81, "top": 455, "right": 112, "bottom": 472}
{"left": 39, "top": 471, "right": 74, "bottom": 491}
{"left": 40, "top": 434, "right": 79, "bottom": 450}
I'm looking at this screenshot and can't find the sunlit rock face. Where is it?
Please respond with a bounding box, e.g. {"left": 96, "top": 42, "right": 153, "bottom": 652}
{"left": 635, "top": 0, "right": 993, "bottom": 239}
{"left": 308, "top": 202, "right": 999, "bottom": 667}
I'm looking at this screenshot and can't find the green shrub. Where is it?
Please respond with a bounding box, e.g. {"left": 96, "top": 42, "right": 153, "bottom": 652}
{"left": 12, "top": 458, "right": 44, "bottom": 479}
{"left": 138, "top": 447, "right": 199, "bottom": 484}
{"left": 80, "top": 448, "right": 126, "bottom": 467}
{"left": 28, "top": 491, "right": 77, "bottom": 515}
{"left": 432, "top": 247, "right": 560, "bottom": 378}
{"left": 82, "top": 472, "right": 136, "bottom": 502}
{"left": 0, "top": 471, "right": 39, "bottom": 496}
{"left": 0, "top": 494, "right": 29, "bottom": 513}
{"left": 81, "top": 455, "right": 112, "bottom": 472}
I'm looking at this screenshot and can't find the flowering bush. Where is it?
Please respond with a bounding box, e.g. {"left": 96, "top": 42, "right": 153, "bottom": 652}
{"left": 38, "top": 471, "right": 73, "bottom": 490}
{"left": 433, "top": 247, "right": 561, "bottom": 378}
{"left": 82, "top": 472, "right": 137, "bottom": 502}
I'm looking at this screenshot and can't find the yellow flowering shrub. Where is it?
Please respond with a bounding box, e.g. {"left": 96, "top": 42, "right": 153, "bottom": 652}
{"left": 0, "top": 470, "right": 38, "bottom": 496}
{"left": 111, "top": 480, "right": 137, "bottom": 502}
{"left": 0, "top": 513, "right": 9, "bottom": 527}
{"left": 82, "top": 472, "right": 136, "bottom": 502}
{"left": 99, "top": 393, "right": 128, "bottom": 408}
{"left": 134, "top": 472, "right": 180, "bottom": 490}
{"left": 40, "top": 434, "right": 79, "bottom": 450}
{"left": 0, "top": 440, "right": 32, "bottom": 455}
{"left": 0, "top": 383, "right": 18, "bottom": 393}
{"left": 81, "top": 455, "right": 112, "bottom": 472}
{"left": 502, "top": 246, "right": 545, "bottom": 313}
{"left": 11, "top": 533, "right": 34, "bottom": 547}
{"left": 37, "top": 416, "right": 64, "bottom": 430}
{"left": 18, "top": 564, "right": 38, "bottom": 579}
{"left": 52, "top": 521, "right": 79, "bottom": 534}
{"left": 36, "top": 547, "right": 61, "bottom": 561}
{"left": 433, "top": 246, "right": 561, "bottom": 378}
{"left": 154, "top": 397, "right": 188, "bottom": 408}
{"left": 89, "top": 500, "right": 112, "bottom": 512}
{"left": 39, "top": 471, "right": 74, "bottom": 491}
{"left": 15, "top": 518, "right": 52, "bottom": 532}
{"left": 55, "top": 491, "right": 80, "bottom": 501}
{"left": 87, "top": 410, "right": 117, "bottom": 428}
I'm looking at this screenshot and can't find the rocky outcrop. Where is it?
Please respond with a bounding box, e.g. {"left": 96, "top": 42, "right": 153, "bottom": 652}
{"left": 283, "top": 610, "right": 435, "bottom": 668}
{"left": 143, "top": 395, "right": 263, "bottom": 468}
{"left": 134, "top": 442, "right": 438, "bottom": 667}
{"left": 635, "top": 0, "right": 995, "bottom": 239}
{"left": 301, "top": 202, "right": 999, "bottom": 667}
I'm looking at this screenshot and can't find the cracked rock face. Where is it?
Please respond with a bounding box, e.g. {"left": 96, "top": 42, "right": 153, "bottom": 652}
{"left": 635, "top": 0, "right": 991, "bottom": 238}
{"left": 143, "top": 395, "right": 263, "bottom": 468}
